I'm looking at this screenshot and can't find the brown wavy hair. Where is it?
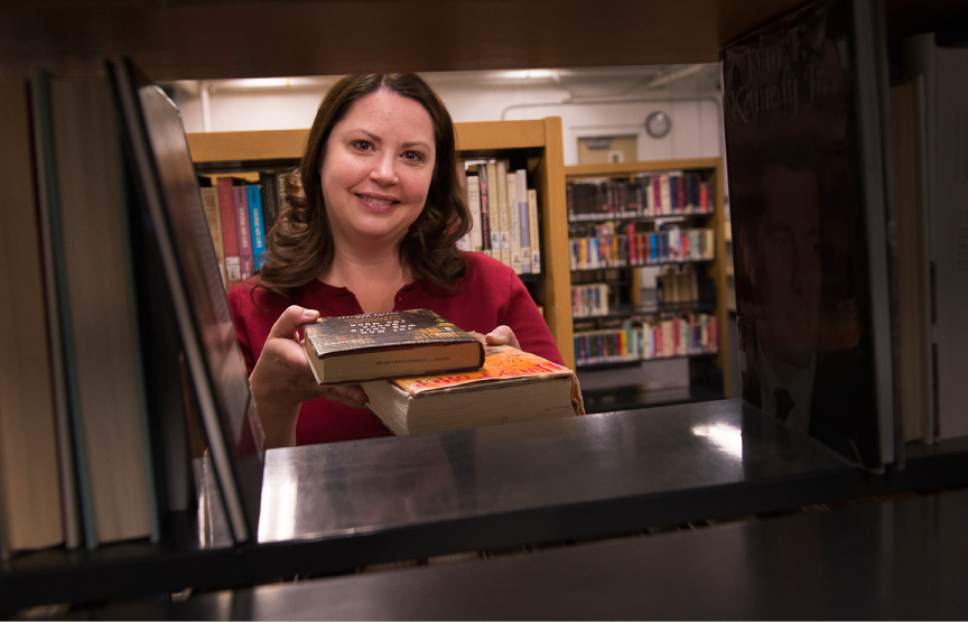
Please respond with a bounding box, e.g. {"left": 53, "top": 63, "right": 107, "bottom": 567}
{"left": 259, "top": 74, "right": 471, "bottom": 293}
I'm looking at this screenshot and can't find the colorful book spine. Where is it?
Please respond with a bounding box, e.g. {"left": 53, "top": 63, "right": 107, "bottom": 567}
{"left": 247, "top": 184, "right": 266, "bottom": 272}
{"left": 233, "top": 185, "right": 253, "bottom": 279}
{"left": 216, "top": 178, "right": 241, "bottom": 284}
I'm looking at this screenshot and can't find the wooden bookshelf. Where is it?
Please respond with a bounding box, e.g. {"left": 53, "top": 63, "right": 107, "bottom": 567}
{"left": 188, "top": 117, "right": 575, "bottom": 369}
{"left": 565, "top": 158, "right": 732, "bottom": 398}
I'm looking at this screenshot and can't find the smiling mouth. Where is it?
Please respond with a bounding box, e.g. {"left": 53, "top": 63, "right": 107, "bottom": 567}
{"left": 356, "top": 192, "right": 400, "bottom": 206}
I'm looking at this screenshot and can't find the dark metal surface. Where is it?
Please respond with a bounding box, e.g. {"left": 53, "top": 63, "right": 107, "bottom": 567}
{"left": 253, "top": 399, "right": 848, "bottom": 544}
{"left": 2, "top": 401, "right": 867, "bottom": 612}
{"left": 146, "top": 487, "right": 968, "bottom": 620}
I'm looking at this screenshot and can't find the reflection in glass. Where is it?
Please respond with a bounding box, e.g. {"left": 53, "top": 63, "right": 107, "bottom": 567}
{"left": 258, "top": 455, "right": 298, "bottom": 542}
{"left": 691, "top": 422, "right": 743, "bottom": 460}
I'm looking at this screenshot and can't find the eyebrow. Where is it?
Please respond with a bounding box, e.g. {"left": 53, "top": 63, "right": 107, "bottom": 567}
{"left": 346, "top": 128, "right": 432, "bottom": 150}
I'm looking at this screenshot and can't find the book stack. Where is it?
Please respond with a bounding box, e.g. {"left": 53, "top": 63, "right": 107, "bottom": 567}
{"left": 363, "top": 345, "right": 584, "bottom": 436}
{"left": 302, "top": 309, "right": 583, "bottom": 435}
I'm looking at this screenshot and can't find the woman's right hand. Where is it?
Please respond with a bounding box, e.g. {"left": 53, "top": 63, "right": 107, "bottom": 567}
{"left": 249, "top": 305, "right": 367, "bottom": 448}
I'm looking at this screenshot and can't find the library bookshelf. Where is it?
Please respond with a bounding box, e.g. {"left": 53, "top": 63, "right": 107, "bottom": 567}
{"left": 5, "top": 0, "right": 967, "bottom": 616}
{"left": 564, "top": 158, "right": 732, "bottom": 402}
{"left": 186, "top": 117, "right": 576, "bottom": 369}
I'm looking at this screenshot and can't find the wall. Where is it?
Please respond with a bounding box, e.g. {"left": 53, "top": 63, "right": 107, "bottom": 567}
{"left": 172, "top": 67, "right": 723, "bottom": 165}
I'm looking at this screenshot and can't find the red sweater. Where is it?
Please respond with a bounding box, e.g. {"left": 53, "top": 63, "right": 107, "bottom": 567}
{"left": 228, "top": 252, "right": 562, "bottom": 446}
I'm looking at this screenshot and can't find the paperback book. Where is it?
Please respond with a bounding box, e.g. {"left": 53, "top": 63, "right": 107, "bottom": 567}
{"left": 362, "top": 345, "right": 584, "bottom": 436}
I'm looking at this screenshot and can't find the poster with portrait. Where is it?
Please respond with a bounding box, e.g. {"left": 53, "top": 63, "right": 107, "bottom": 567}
{"left": 722, "top": 0, "right": 898, "bottom": 468}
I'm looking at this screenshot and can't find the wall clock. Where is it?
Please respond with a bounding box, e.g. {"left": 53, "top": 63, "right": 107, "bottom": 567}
{"left": 645, "top": 110, "right": 672, "bottom": 139}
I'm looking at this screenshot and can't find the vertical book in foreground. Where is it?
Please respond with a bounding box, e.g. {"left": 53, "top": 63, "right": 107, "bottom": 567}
{"left": 904, "top": 34, "right": 968, "bottom": 442}
{"left": 0, "top": 75, "right": 65, "bottom": 557}
{"left": 722, "top": 0, "right": 898, "bottom": 469}
{"left": 108, "top": 57, "right": 264, "bottom": 544}
{"left": 34, "top": 72, "right": 158, "bottom": 548}
{"left": 362, "top": 345, "right": 584, "bottom": 436}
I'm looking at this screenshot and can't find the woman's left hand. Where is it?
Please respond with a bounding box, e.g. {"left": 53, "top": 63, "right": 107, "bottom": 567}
{"left": 483, "top": 324, "right": 521, "bottom": 350}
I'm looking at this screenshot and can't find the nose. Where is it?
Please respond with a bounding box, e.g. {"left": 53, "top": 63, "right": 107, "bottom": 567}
{"left": 369, "top": 153, "right": 399, "bottom": 186}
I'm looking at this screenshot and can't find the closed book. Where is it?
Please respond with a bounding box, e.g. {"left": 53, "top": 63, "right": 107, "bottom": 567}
{"left": 246, "top": 184, "right": 266, "bottom": 271}
{"left": 362, "top": 345, "right": 584, "bottom": 436}
{"left": 199, "top": 186, "right": 226, "bottom": 287}
{"left": 0, "top": 72, "right": 67, "bottom": 556}
{"left": 216, "top": 178, "right": 241, "bottom": 283}
{"left": 46, "top": 73, "right": 158, "bottom": 547}
{"left": 233, "top": 185, "right": 253, "bottom": 278}
{"left": 303, "top": 309, "right": 484, "bottom": 384}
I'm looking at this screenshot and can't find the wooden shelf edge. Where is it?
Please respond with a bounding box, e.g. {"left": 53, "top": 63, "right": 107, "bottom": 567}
{"left": 187, "top": 120, "right": 550, "bottom": 163}
{"left": 188, "top": 129, "right": 309, "bottom": 163}
{"left": 565, "top": 158, "right": 722, "bottom": 178}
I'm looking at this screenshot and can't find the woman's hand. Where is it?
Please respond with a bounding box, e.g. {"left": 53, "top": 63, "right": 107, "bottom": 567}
{"left": 249, "top": 305, "right": 367, "bottom": 448}
{"left": 473, "top": 324, "right": 522, "bottom": 350}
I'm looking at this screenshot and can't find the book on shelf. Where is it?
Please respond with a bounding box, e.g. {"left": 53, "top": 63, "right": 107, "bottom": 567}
{"left": 460, "top": 158, "right": 539, "bottom": 275}
{"left": 527, "top": 188, "right": 541, "bottom": 273}
{"left": 216, "top": 177, "right": 242, "bottom": 284}
{"left": 30, "top": 71, "right": 159, "bottom": 549}
{"left": 233, "top": 184, "right": 254, "bottom": 279}
{"left": 303, "top": 309, "right": 485, "bottom": 384}
{"left": 361, "top": 345, "right": 584, "bottom": 436}
{"left": 573, "top": 314, "right": 718, "bottom": 366}
{"left": 199, "top": 182, "right": 227, "bottom": 287}
{"left": 0, "top": 74, "right": 69, "bottom": 557}
{"left": 247, "top": 184, "right": 267, "bottom": 272}
{"left": 109, "top": 56, "right": 265, "bottom": 544}
{"left": 569, "top": 224, "right": 713, "bottom": 270}
{"left": 889, "top": 78, "right": 932, "bottom": 443}
{"left": 566, "top": 171, "right": 713, "bottom": 221}
{"left": 903, "top": 34, "right": 968, "bottom": 443}
{"left": 723, "top": 0, "right": 899, "bottom": 468}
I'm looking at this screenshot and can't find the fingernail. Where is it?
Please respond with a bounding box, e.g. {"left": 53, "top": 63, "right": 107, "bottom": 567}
{"left": 303, "top": 309, "right": 319, "bottom": 319}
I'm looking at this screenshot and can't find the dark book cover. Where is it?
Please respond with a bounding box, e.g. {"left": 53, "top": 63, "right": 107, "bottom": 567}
{"left": 306, "top": 309, "right": 480, "bottom": 357}
{"left": 722, "top": 0, "right": 897, "bottom": 468}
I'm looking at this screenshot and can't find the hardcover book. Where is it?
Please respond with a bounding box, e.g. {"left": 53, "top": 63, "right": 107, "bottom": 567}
{"left": 109, "top": 57, "right": 264, "bottom": 544}
{"left": 303, "top": 309, "right": 485, "bottom": 384}
{"left": 722, "top": 0, "right": 898, "bottom": 468}
{"left": 362, "top": 345, "right": 584, "bottom": 436}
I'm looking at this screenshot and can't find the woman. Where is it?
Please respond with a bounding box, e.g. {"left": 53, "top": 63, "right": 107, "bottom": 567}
{"left": 229, "top": 73, "right": 562, "bottom": 448}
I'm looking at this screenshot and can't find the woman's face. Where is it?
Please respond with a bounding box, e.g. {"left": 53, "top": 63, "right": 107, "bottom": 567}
{"left": 320, "top": 88, "right": 436, "bottom": 251}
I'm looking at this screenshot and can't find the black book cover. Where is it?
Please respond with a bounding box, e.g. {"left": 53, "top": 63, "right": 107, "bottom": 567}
{"left": 722, "top": 0, "right": 897, "bottom": 468}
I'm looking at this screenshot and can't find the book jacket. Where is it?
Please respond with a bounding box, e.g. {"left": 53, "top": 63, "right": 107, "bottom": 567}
{"left": 305, "top": 309, "right": 479, "bottom": 358}
{"left": 722, "top": 0, "right": 896, "bottom": 468}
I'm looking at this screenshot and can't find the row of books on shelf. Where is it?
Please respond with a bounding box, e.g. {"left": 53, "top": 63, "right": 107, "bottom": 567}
{"left": 573, "top": 314, "right": 719, "bottom": 367}
{"left": 569, "top": 225, "right": 714, "bottom": 270}
{"left": 199, "top": 171, "right": 295, "bottom": 287}
{"left": 573, "top": 265, "right": 702, "bottom": 318}
{"left": 456, "top": 158, "right": 541, "bottom": 275}
{"left": 566, "top": 170, "right": 713, "bottom": 221}
{"left": 1, "top": 61, "right": 270, "bottom": 558}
